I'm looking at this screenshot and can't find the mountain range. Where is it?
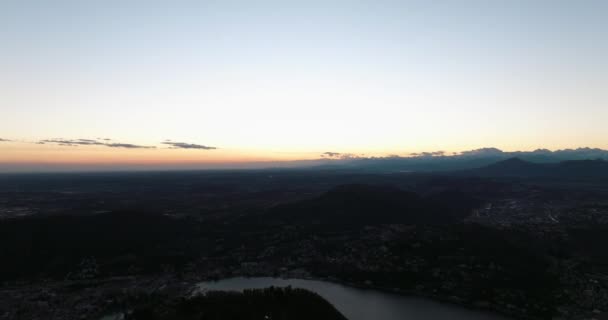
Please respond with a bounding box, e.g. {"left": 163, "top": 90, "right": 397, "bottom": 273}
{"left": 311, "top": 147, "right": 608, "bottom": 172}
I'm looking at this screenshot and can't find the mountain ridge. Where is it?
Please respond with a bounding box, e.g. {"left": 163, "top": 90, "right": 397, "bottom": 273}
{"left": 468, "top": 157, "right": 608, "bottom": 178}
{"left": 311, "top": 147, "right": 608, "bottom": 173}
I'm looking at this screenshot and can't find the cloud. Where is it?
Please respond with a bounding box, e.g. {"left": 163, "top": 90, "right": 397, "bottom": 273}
{"left": 458, "top": 148, "right": 503, "bottom": 156}
{"left": 321, "top": 152, "right": 361, "bottom": 160}
{"left": 0, "top": 138, "right": 11, "bottom": 142}
{"left": 38, "top": 139, "right": 105, "bottom": 146}
{"left": 322, "top": 152, "right": 341, "bottom": 158}
{"left": 162, "top": 141, "right": 217, "bottom": 150}
{"left": 106, "top": 143, "right": 155, "bottom": 149}
{"left": 38, "top": 138, "right": 154, "bottom": 149}
{"left": 410, "top": 151, "right": 446, "bottom": 157}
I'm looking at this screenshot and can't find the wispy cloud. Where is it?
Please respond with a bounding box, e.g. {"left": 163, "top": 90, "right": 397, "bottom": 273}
{"left": 37, "top": 139, "right": 102, "bottom": 147}
{"left": 162, "top": 141, "right": 217, "bottom": 150}
{"left": 409, "top": 151, "right": 446, "bottom": 157}
{"left": 457, "top": 148, "right": 503, "bottom": 156}
{"left": 0, "top": 138, "right": 11, "bottom": 142}
{"left": 106, "top": 143, "right": 155, "bottom": 149}
{"left": 38, "top": 139, "right": 105, "bottom": 146}
{"left": 38, "top": 138, "right": 154, "bottom": 149}
{"left": 320, "top": 152, "right": 361, "bottom": 160}
{"left": 322, "top": 152, "right": 341, "bottom": 158}
{"left": 31, "top": 138, "right": 212, "bottom": 150}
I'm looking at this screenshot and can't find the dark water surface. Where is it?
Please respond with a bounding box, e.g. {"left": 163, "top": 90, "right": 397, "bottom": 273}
{"left": 196, "top": 277, "right": 511, "bottom": 320}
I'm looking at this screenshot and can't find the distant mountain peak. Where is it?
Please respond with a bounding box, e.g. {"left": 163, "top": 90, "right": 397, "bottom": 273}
{"left": 499, "top": 157, "right": 530, "bottom": 164}
{"left": 484, "top": 157, "right": 535, "bottom": 168}
{"left": 472, "top": 157, "right": 542, "bottom": 177}
{"left": 532, "top": 148, "right": 552, "bottom": 153}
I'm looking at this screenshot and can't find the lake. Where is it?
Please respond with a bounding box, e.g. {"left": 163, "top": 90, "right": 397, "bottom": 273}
{"left": 196, "top": 277, "right": 510, "bottom": 320}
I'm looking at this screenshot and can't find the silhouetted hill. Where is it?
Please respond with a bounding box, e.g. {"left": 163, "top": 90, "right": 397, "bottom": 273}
{"left": 263, "top": 184, "right": 479, "bottom": 227}
{"left": 471, "top": 157, "right": 546, "bottom": 177}
{"left": 469, "top": 158, "right": 608, "bottom": 179}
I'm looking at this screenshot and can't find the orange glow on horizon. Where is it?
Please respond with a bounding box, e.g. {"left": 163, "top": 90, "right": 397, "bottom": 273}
{"left": 2, "top": 138, "right": 608, "bottom": 171}
{"left": 0, "top": 141, "right": 324, "bottom": 168}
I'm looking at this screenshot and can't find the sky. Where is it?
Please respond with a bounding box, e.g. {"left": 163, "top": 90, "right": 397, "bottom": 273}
{"left": 1, "top": 0, "right": 607, "bottom": 171}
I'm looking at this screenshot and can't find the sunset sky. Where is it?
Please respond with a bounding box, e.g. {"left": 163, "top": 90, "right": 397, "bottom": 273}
{"left": 1, "top": 1, "right": 607, "bottom": 171}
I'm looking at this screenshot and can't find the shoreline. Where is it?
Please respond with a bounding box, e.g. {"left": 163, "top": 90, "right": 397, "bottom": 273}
{"left": 196, "top": 273, "right": 528, "bottom": 320}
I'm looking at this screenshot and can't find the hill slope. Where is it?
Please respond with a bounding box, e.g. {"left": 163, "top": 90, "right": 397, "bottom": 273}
{"left": 263, "top": 184, "right": 479, "bottom": 226}
{"left": 469, "top": 157, "right": 608, "bottom": 179}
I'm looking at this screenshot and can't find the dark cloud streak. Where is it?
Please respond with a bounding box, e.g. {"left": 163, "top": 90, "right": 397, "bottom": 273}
{"left": 106, "top": 143, "right": 155, "bottom": 149}
{"left": 37, "top": 139, "right": 154, "bottom": 149}
{"left": 39, "top": 139, "right": 104, "bottom": 146}
{"left": 162, "top": 141, "right": 217, "bottom": 150}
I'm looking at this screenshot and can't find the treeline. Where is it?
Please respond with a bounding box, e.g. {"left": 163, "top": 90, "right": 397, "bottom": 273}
{"left": 123, "top": 286, "right": 346, "bottom": 320}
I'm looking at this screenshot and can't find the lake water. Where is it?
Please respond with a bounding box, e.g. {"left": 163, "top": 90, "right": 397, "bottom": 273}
{"left": 196, "top": 277, "right": 510, "bottom": 320}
